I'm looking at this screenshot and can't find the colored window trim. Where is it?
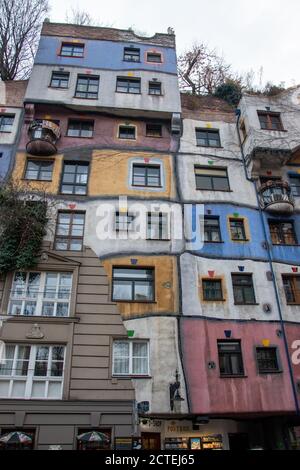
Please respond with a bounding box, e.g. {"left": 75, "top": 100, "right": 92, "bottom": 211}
{"left": 195, "top": 166, "right": 230, "bottom": 191}
{"left": 282, "top": 274, "right": 300, "bottom": 304}
{"left": 255, "top": 346, "right": 282, "bottom": 374}
{"left": 201, "top": 278, "right": 224, "bottom": 301}
{"left": 54, "top": 211, "right": 86, "bottom": 252}
{"left": 112, "top": 267, "right": 155, "bottom": 302}
{"left": 118, "top": 125, "right": 136, "bottom": 140}
{"left": 24, "top": 159, "right": 54, "bottom": 182}
{"left": 59, "top": 42, "right": 85, "bottom": 58}
{"left": 227, "top": 215, "right": 251, "bottom": 243}
{"left": 217, "top": 340, "right": 245, "bottom": 377}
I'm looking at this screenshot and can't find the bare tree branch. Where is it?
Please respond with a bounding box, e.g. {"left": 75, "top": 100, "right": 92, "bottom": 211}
{"left": 0, "top": 0, "right": 49, "bottom": 80}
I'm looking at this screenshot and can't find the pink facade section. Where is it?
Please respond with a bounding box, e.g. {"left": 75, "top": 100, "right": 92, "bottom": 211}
{"left": 181, "top": 318, "right": 300, "bottom": 416}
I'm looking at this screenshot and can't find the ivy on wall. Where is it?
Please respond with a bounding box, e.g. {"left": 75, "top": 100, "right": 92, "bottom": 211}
{"left": 0, "top": 182, "right": 49, "bottom": 274}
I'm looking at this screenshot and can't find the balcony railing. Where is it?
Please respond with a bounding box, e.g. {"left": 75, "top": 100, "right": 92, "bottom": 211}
{"left": 26, "top": 120, "right": 61, "bottom": 156}
{"left": 258, "top": 180, "right": 294, "bottom": 213}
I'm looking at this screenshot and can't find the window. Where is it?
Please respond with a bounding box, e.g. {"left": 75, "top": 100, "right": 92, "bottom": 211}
{"left": 204, "top": 216, "right": 221, "bottom": 242}
{"left": 283, "top": 275, "right": 300, "bottom": 304}
{"left": 147, "top": 212, "right": 169, "bottom": 240}
{"left": 50, "top": 71, "right": 69, "bottom": 88}
{"left": 0, "top": 344, "right": 65, "bottom": 398}
{"left": 112, "top": 268, "right": 154, "bottom": 302}
{"left": 116, "top": 77, "right": 141, "bottom": 94}
{"left": 218, "top": 341, "right": 244, "bottom": 377}
{"left": 257, "top": 111, "right": 283, "bottom": 131}
{"left": 240, "top": 120, "right": 247, "bottom": 141}
{"left": 147, "top": 52, "right": 162, "bottom": 63}
{"left": 146, "top": 123, "right": 162, "bottom": 137}
{"left": 195, "top": 166, "right": 230, "bottom": 191}
{"left": 232, "top": 274, "right": 255, "bottom": 304}
{"left": 113, "top": 341, "right": 149, "bottom": 376}
{"left": 8, "top": 271, "right": 72, "bottom": 317}
{"left": 0, "top": 115, "right": 14, "bottom": 132}
{"left": 75, "top": 75, "right": 99, "bottom": 99}
{"left": 118, "top": 125, "right": 136, "bottom": 140}
{"left": 149, "top": 82, "right": 162, "bottom": 95}
{"left": 24, "top": 160, "right": 53, "bottom": 181}
{"left": 132, "top": 164, "right": 161, "bottom": 187}
{"left": 268, "top": 221, "right": 297, "bottom": 245}
{"left": 67, "top": 120, "right": 94, "bottom": 138}
{"left": 61, "top": 162, "right": 89, "bottom": 195}
{"left": 123, "top": 47, "right": 140, "bottom": 62}
{"left": 229, "top": 218, "right": 247, "bottom": 241}
{"left": 55, "top": 211, "right": 85, "bottom": 251}
{"left": 256, "top": 347, "right": 280, "bottom": 373}
{"left": 115, "top": 212, "right": 136, "bottom": 233}
{"left": 60, "top": 42, "right": 84, "bottom": 57}
{"left": 202, "top": 279, "right": 223, "bottom": 301}
{"left": 289, "top": 175, "right": 300, "bottom": 197}
{"left": 196, "top": 129, "right": 221, "bottom": 147}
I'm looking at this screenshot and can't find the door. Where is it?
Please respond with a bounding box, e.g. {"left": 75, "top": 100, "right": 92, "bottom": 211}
{"left": 141, "top": 432, "right": 161, "bottom": 450}
{"left": 228, "top": 433, "right": 249, "bottom": 450}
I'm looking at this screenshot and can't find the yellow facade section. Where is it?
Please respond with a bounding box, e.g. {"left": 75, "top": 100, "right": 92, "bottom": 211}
{"left": 89, "top": 150, "right": 176, "bottom": 198}
{"left": 12, "top": 152, "right": 63, "bottom": 194}
{"left": 102, "top": 255, "right": 179, "bottom": 319}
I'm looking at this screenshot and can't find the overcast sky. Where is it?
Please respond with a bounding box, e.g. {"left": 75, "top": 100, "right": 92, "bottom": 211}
{"left": 49, "top": 0, "right": 299, "bottom": 88}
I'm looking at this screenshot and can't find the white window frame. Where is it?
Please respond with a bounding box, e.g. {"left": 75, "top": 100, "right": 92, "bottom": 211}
{"left": 8, "top": 271, "right": 73, "bottom": 317}
{"left": 112, "top": 340, "right": 150, "bottom": 376}
{"left": 0, "top": 344, "right": 65, "bottom": 399}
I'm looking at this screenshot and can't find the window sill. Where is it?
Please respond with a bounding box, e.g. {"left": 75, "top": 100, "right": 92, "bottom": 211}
{"left": 123, "top": 60, "right": 141, "bottom": 63}
{"left": 64, "top": 135, "right": 93, "bottom": 139}
{"left": 260, "top": 128, "right": 287, "bottom": 132}
{"left": 73, "top": 96, "right": 99, "bottom": 100}
{"left": 115, "top": 91, "right": 141, "bottom": 95}
{"left": 112, "top": 375, "right": 151, "bottom": 379}
{"left": 48, "top": 86, "right": 69, "bottom": 90}
{"left": 220, "top": 375, "right": 247, "bottom": 379}
{"left": 196, "top": 189, "right": 233, "bottom": 192}
{"left": 146, "top": 135, "right": 163, "bottom": 138}
{"left": 234, "top": 303, "right": 259, "bottom": 306}
{"left": 59, "top": 55, "right": 84, "bottom": 58}
{"left": 286, "top": 303, "right": 300, "bottom": 306}
{"left": 6, "top": 316, "right": 80, "bottom": 323}
{"left": 204, "top": 241, "right": 224, "bottom": 244}
{"left": 132, "top": 185, "right": 163, "bottom": 189}
{"left": 231, "top": 239, "right": 249, "bottom": 242}
{"left": 0, "top": 131, "right": 12, "bottom": 134}
{"left": 148, "top": 94, "right": 163, "bottom": 97}
{"left": 146, "top": 238, "right": 171, "bottom": 241}
{"left": 272, "top": 243, "right": 299, "bottom": 247}
{"left": 118, "top": 137, "right": 136, "bottom": 141}
{"left": 196, "top": 145, "right": 223, "bottom": 149}
{"left": 258, "top": 370, "right": 282, "bottom": 374}
{"left": 203, "top": 298, "right": 226, "bottom": 302}
{"left": 112, "top": 300, "right": 157, "bottom": 304}
{"left": 22, "top": 178, "right": 53, "bottom": 182}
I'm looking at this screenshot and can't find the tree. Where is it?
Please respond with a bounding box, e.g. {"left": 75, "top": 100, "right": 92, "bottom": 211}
{"left": 0, "top": 0, "right": 49, "bottom": 81}
{"left": 178, "top": 43, "right": 233, "bottom": 95}
{"left": 214, "top": 79, "right": 242, "bottom": 106}
{"left": 65, "top": 7, "right": 94, "bottom": 26}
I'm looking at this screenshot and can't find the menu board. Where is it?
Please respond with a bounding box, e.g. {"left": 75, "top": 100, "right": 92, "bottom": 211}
{"left": 201, "top": 434, "right": 223, "bottom": 450}
{"left": 190, "top": 437, "right": 201, "bottom": 450}
{"left": 115, "top": 437, "right": 133, "bottom": 450}
{"left": 164, "top": 437, "right": 189, "bottom": 449}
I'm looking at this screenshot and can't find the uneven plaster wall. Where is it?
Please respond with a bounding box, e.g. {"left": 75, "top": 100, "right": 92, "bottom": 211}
{"left": 124, "top": 316, "right": 188, "bottom": 414}
{"left": 25, "top": 65, "right": 181, "bottom": 116}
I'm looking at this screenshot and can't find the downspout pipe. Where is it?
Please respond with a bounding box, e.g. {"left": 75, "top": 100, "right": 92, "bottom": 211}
{"left": 236, "top": 108, "right": 299, "bottom": 416}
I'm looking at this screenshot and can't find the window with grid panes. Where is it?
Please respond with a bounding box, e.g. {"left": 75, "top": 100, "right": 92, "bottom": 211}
{"left": 196, "top": 129, "right": 221, "bottom": 147}
{"left": 132, "top": 164, "right": 161, "bottom": 187}
{"left": 0, "top": 344, "right": 65, "bottom": 398}
{"left": 204, "top": 216, "right": 221, "bottom": 242}
{"left": 147, "top": 212, "right": 169, "bottom": 240}
{"left": 60, "top": 43, "right": 84, "bottom": 57}
{"left": 67, "top": 120, "right": 94, "bottom": 138}
{"left": 289, "top": 175, "right": 300, "bottom": 196}
{"left": 257, "top": 111, "right": 283, "bottom": 131}
{"left": 218, "top": 341, "right": 244, "bottom": 376}
{"left": 229, "top": 218, "right": 247, "bottom": 241}
{"left": 256, "top": 347, "right": 280, "bottom": 373}
{"left": 8, "top": 271, "right": 72, "bottom": 317}
{"left": 55, "top": 211, "right": 85, "bottom": 251}
{"left": 0, "top": 115, "right": 14, "bottom": 132}
{"left": 115, "top": 212, "right": 136, "bottom": 233}
{"left": 113, "top": 341, "right": 149, "bottom": 376}
{"left": 149, "top": 82, "right": 162, "bottom": 95}
{"left": 146, "top": 123, "right": 162, "bottom": 137}
{"left": 195, "top": 167, "right": 229, "bottom": 191}
{"left": 24, "top": 160, "right": 53, "bottom": 181}
{"left": 147, "top": 52, "right": 162, "bottom": 63}
{"left": 118, "top": 126, "right": 136, "bottom": 139}
{"left": 50, "top": 71, "right": 69, "bottom": 88}
{"left": 268, "top": 221, "right": 297, "bottom": 245}
{"left": 61, "top": 162, "right": 89, "bottom": 195}
{"left": 112, "top": 268, "right": 154, "bottom": 302}
{"left": 282, "top": 275, "right": 300, "bottom": 304}
{"left": 75, "top": 75, "right": 99, "bottom": 99}
{"left": 202, "top": 279, "right": 223, "bottom": 301}
{"left": 116, "top": 77, "right": 141, "bottom": 93}
{"left": 123, "top": 47, "right": 140, "bottom": 62}
{"left": 232, "top": 274, "right": 255, "bottom": 304}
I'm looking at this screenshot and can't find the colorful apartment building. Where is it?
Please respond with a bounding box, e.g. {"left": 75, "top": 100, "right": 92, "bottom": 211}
{"left": 0, "top": 21, "right": 300, "bottom": 450}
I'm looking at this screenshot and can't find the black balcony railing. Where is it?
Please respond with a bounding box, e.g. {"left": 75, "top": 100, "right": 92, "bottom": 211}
{"left": 26, "top": 120, "right": 61, "bottom": 156}
{"left": 258, "top": 180, "right": 294, "bottom": 213}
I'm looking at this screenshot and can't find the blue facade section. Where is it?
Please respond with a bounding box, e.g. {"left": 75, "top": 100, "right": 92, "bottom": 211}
{"left": 35, "top": 36, "right": 178, "bottom": 74}
{"left": 0, "top": 147, "right": 13, "bottom": 180}
{"left": 188, "top": 203, "right": 300, "bottom": 265}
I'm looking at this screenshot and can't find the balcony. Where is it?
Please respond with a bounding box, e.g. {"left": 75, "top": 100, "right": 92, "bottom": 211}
{"left": 258, "top": 180, "right": 294, "bottom": 213}
{"left": 26, "top": 120, "right": 61, "bottom": 156}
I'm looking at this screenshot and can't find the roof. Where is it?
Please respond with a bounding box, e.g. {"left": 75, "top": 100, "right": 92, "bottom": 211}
{"left": 41, "top": 22, "right": 176, "bottom": 48}
{"left": 181, "top": 93, "right": 235, "bottom": 122}
{"left": 0, "top": 80, "right": 28, "bottom": 107}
